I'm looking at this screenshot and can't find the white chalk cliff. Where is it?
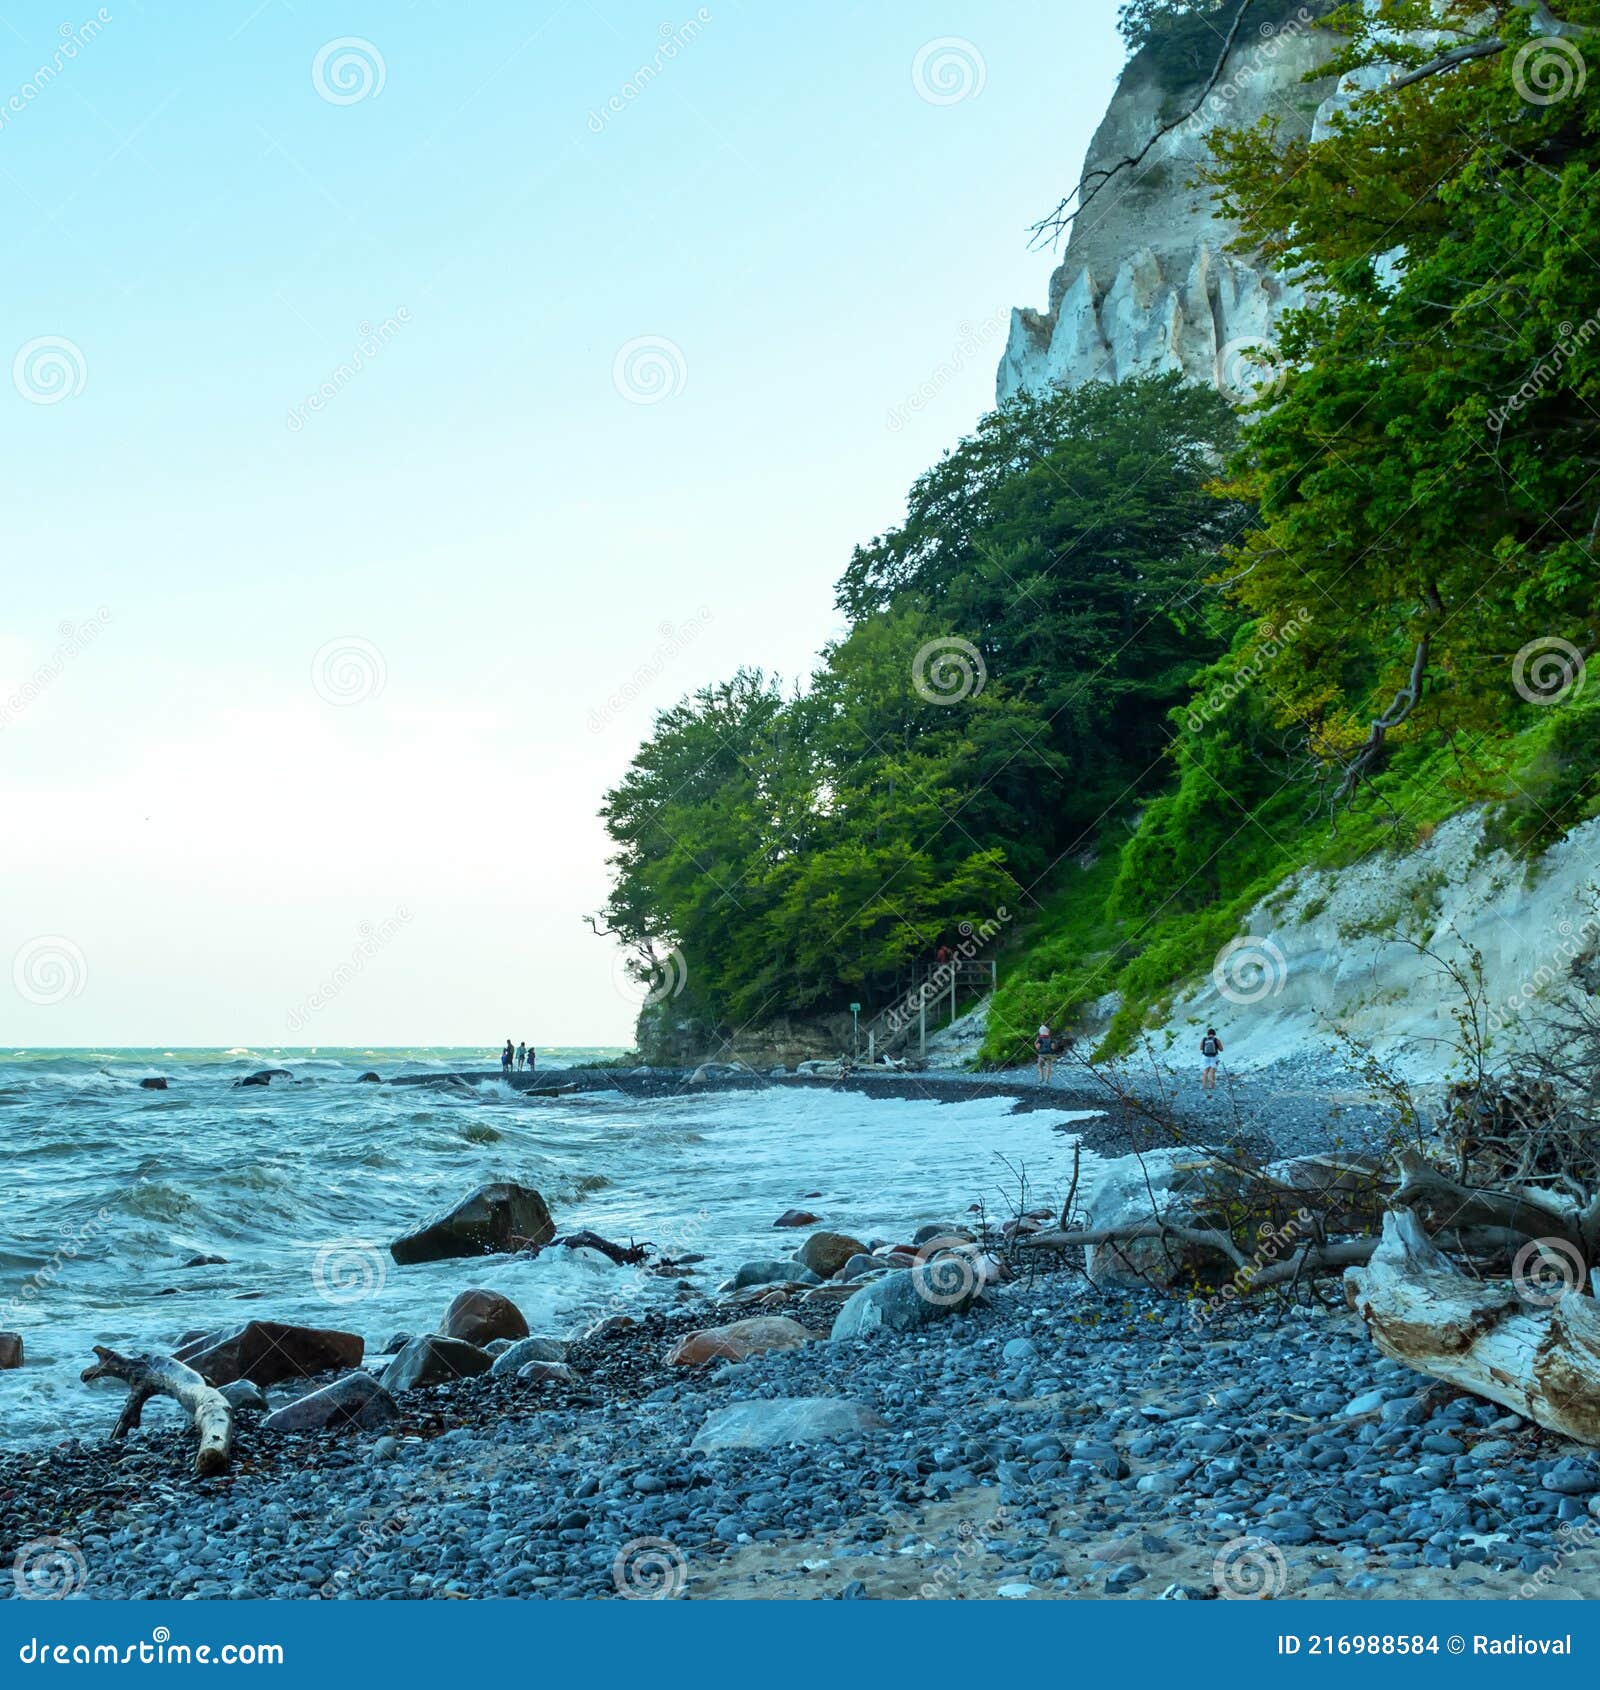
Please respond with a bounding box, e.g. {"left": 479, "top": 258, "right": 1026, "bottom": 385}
{"left": 999, "top": 2, "right": 1354, "bottom": 402}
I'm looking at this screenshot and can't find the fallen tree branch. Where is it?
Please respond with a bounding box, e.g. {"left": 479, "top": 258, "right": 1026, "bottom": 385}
{"left": 1391, "top": 1145, "right": 1585, "bottom": 1255}
{"left": 80, "top": 1346, "right": 234, "bottom": 1476}
{"left": 1345, "top": 1207, "right": 1600, "bottom": 1444}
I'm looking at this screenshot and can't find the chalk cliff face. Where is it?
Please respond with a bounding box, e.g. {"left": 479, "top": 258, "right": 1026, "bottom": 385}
{"left": 998, "top": 2, "right": 1350, "bottom": 403}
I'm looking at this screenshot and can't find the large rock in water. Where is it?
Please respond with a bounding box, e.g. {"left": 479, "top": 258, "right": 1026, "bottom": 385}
{"left": 389, "top": 1182, "right": 554, "bottom": 1265}
{"left": 831, "top": 1261, "right": 981, "bottom": 1342}
{"left": 381, "top": 1334, "right": 494, "bottom": 1391}
{"left": 173, "top": 1321, "right": 363, "bottom": 1386}
{"left": 439, "top": 1289, "right": 529, "bottom": 1346}
{"left": 797, "top": 1231, "right": 868, "bottom": 1279}
{"left": 0, "top": 1332, "right": 22, "bottom": 1369}
{"left": 690, "top": 1398, "right": 882, "bottom": 1451}
{"left": 262, "top": 1372, "right": 398, "bottom": 1432}
{"left": 724, "top": 1260, "right": 821, "bottom": 1291}
{"left": 666, "top": 1316, "right": 814, "bottom": 1367}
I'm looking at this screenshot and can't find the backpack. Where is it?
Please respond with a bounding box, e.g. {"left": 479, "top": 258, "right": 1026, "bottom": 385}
{"left": 1201, "top": 1035, "right": 1220, "bottom": 1058}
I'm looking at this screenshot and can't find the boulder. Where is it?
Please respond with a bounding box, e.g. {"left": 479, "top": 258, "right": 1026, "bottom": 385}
{"left": 439, "top": 1288, "right": 529, "bottom": 1347}
{"left": 262, "top": 1371, "right": 399, "bottom": 1432}
{"left": 666, "top": 1316, "right": 814, "bottom": 1368}
{"left": 233, "top": 1069, "right": 292, "bottom": 1089}
{"left": 356, "top": 1071, "right": 381, "bottom": 1083}
{"left": 830, "top": 1261, "right": 983, "bottom": 1342}
{"left": 219, "top": 1379, "right": 270, "bottom": 1413}
{"left": 582, "top": 1314, "right": 637, "bottom": 1342}
{"left": 690, "top": 1397, "right": 882, "bottom": 1451}
{"left": 0, "top": 1332, "right": 22, "bottom": 1369}
{"left": 837, "top": 1254, "right": 881, "bottom": 1281}
{"left": 173, "top": 1321, "right": 363, "bottom": 1387}
{"left": 797, "top": 1231, "right": 869, "bottom": 1279}
{"left": 389, "top": 1181, "right": 555, "bottom": 1265}
{"left": 138, "top": 1076, "right": 168, "bottom": 1090}
{"left": 725, "top": 1260, "right": 822, "bottom": 1291}
{"left": 912, "top": 1223, "right": 966, "bottom": 1246}
{"left": 515, "top": 1361, "right": 574, "bottom": 1387}
{"left": 489, "top": 1336, "right": 570, "bottom": 1376}
{"left": 181, "top": 1254, "right": 227, "bottom": 1268}
{"left": 381, "top": 1334, "right": 494, "bottom": 1392}
{"left": 1080, "top": 1149, "right": 1249, "bottom": 1289}
{"left": 774, "top": 1209, "right": 821, "bottom": 1229}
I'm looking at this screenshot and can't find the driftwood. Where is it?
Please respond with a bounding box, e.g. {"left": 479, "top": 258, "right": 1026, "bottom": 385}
{"left": 522, "top": 1229, "right": 650, "bottom": 1266}
{"left": 1345, "top": 1209, "right": 1600, "bottom": 1445}
{"left": 81, "top": 1346, "right": 234, "bottom": 1476}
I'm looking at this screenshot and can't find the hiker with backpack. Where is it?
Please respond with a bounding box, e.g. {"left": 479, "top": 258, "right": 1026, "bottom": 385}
{"left": 1200, "top": 1027, "right": 1223, "bottom": 1092}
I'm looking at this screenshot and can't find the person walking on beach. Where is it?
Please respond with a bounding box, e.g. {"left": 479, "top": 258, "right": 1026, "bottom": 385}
{"left": 501, "top": 1040, "right": 514, "bottom": 1077}
{"left": 1034, "top": 1023, "right": 1055, "bottom": 1084}
{"left": 1200, "top": 1026, "right": 1223, "bottom": 1093}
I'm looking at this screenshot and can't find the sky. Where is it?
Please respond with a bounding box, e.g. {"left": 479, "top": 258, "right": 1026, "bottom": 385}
{"left": 1, "top": 0, "right": 1126, "bottom": 1049}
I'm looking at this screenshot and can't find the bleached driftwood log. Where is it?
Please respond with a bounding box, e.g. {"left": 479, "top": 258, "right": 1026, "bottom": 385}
{"left": 81, "top": 1346, "right": 234, "bottom": 1476}
{"left": 1344, "top": 1209, "right": 1600, "bottom": 1445}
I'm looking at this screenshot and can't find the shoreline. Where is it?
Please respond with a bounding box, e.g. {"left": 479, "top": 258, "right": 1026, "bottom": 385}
{"left": 9, "top": 1062, "right": 1578, "bottom": 1604}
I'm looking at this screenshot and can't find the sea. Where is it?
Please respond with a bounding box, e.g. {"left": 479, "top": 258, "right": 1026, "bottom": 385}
{"left": 0, "top": 1047, "right": 1100, "bottom": 1449}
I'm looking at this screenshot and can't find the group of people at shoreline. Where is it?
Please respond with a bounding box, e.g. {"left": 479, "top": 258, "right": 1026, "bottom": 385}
{"left": 1032, "top": 1021, "right": 1225, "bottom": 1090}
{"left": 500, "top": 1040, "right": 536, "bottom": 1074}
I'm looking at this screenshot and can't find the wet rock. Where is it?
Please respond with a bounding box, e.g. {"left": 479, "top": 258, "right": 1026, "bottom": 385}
{"left": 439, "top": 1289, "right": 529, "bottom": 1347}
{"left": 666, "top": 1316, "right": 815, "bottom": 1367}
{"left": 797, "top": 1231, "right": 869, "bottom": 1279}
{"left": 725, "top": 1260, "right": 822, "bottom": 1291}
{"left": 382, "top": 1335, "right": 494, "bottom": 1392}
{"left": 389, "top": 1181, "right": 555, "bottom": 1265}
{"left": 515, "top": 1361, "right": 575, "bottom": 1387}
{"left": 690, "top": 1397, "right": 882, "bottom": 1451}
{"left": 490, "top": 1336, "right": 570, "bottom": 1376}
{"left": 138, "top": 1076, "right": 168, "bottom": 1090}
{"left": 837, "top": 1254, "right": 881, "bottom": 1281}
{"left": 233, "top": 1069, "right": 292, "bottom": 1088}
{"left": 1543, "top": 1458, "right": 1600, "bottom": 1496}
{"left": 0, "top": 1332, "right": 22, "bottom": 1370}
{"left": 262, "top": 1372, "right": 398, "bottom": 1432}
{"left": 831, "top": 1262, "right": 982, "bottom": 1342}
{"left": 356, "top": 1072, "right": 381, "bottom": 1083}
{"left": 181, "top": 1254, "right": 227, "bottom": 1269}
{"left": 1106, "top": 1563, "right": 1147, "bottom": 1593}
{"left": 773, "top": 1209, "right": 821, "bottom": 1229}
{"left": 174, "top": 1321, "right": 363, "bottom": 1387}
{"left": 219, "top": 1380, "right": 270, "bottom": 1413}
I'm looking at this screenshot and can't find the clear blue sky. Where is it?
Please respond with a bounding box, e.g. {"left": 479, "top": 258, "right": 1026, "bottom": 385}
{"left": 1, "top": 0, "right": 1125, "bottom": 1047}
